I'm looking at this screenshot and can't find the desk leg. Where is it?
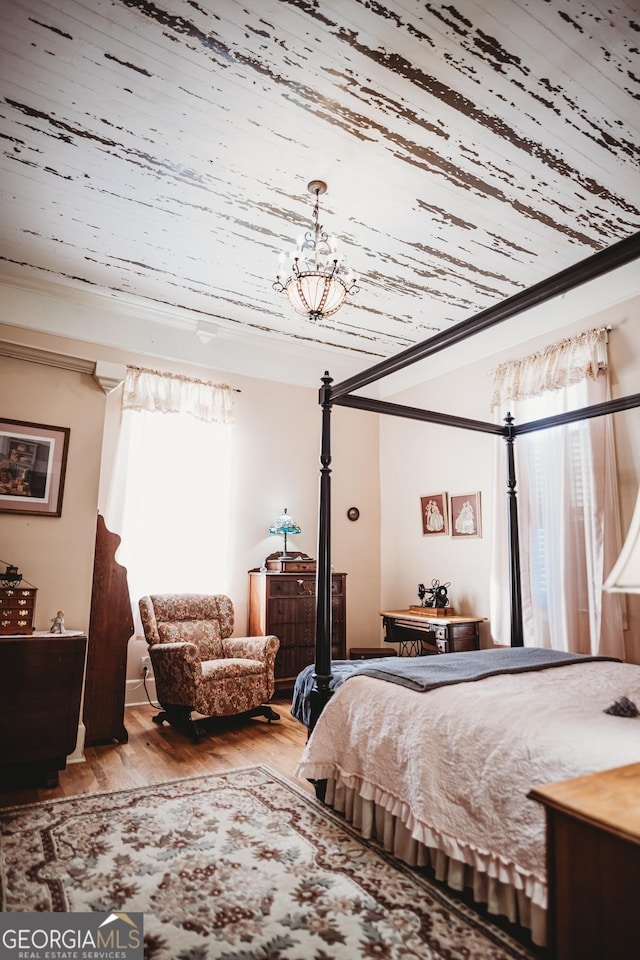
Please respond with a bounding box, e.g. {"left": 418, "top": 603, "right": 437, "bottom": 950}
{"left": 399, "top": 638, "right": 421, "bottom": 657}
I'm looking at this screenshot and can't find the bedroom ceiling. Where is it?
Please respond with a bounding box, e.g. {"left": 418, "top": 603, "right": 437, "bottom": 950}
{"left": 1, "top": 0, "right": 639, "bottom": 378}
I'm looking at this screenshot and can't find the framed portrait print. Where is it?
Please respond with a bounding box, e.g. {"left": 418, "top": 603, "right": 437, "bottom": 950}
{"left": 421, "top": 492, "right": 449, "bottom": 536}
{"left": 450, "top": 492, "right": 482, "bottom": 539}
{"left": 0, "top": 418, "right": 70, "bottom": 517}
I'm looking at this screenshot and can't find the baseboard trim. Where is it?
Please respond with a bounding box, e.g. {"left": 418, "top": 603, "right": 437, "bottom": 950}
{"left": 126, "top": 675, "right": 157, "bottom": 707}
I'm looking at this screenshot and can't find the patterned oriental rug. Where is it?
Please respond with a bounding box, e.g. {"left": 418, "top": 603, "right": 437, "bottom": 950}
{"left": 0, "top": 765, "right": 538, "bottom": 959}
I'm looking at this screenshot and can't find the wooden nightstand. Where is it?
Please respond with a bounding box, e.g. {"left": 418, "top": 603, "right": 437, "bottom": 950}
{"left": 530, "top": 762, "right": 640, "bottom": 959}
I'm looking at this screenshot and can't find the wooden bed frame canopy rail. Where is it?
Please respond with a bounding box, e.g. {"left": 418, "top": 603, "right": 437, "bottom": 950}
{"left": 310, "top": 230, "right": 640, "bottom": 728}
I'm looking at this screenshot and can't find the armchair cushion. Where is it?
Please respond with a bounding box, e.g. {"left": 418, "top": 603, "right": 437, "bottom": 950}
{"left": 201, "top": 658, "right": 266, "bottom": 682}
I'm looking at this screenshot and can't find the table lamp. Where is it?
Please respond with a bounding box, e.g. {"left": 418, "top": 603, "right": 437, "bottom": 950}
{"left": 604, "top": 486, "right": 640, "bottom": 592}
{"left": 269, "top": 508, "right": 301, "bottom": 559}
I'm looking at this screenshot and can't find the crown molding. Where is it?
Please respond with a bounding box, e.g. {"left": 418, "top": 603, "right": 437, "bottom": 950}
{"left": 0, "top": 339, "right": 94, "bottom": 375}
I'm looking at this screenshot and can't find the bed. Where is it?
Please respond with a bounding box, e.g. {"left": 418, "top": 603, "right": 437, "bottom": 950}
{"left": 300, "top": 230, "right": 640, "bottom": 946}
{"left": 295, "top": 650, "right": 640, "bottom": 944}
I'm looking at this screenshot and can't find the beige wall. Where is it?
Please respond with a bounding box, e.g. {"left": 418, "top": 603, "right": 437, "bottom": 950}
{"left": 379, "top": 297, "right": 640, "bottom": 664}
{"left": 0, "top": 354, "right": 104, "bottom": 633}
{"left": 0, "top": 318, "right": 382, "bottom": 695}
{"left": 2, "top": 287, "right": 638, "bottom": 705}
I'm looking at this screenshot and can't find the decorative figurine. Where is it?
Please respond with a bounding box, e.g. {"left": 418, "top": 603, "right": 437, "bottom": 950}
{"left": 50, "top": 610, "right": 65, "bottom": 633}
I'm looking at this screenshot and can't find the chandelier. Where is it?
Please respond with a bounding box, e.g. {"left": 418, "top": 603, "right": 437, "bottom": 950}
{"left": 273, "top": 180, "right": 358, "bottom": 322}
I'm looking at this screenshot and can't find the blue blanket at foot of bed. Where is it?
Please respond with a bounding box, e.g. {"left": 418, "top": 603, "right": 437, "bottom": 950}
{"left": 290, "top": 646, "right": 619, "bottom": 727}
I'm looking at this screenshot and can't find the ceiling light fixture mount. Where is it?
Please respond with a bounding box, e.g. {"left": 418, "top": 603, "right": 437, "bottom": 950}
{"left": 274, "top": 179, "right": 358, "bottom": 322}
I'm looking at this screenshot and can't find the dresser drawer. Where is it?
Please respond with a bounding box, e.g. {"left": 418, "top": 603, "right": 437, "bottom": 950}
{"left": 268, "top": 596, "right": 316, "bottom": 625}
{"left": 0, "top": 588, "right": 36, "bottom": 607}
{"left": 269, "top": 577, "right": 315, "bottom": 598}
{"left": 433, "top": 622, "right": 478, "bottom": 641}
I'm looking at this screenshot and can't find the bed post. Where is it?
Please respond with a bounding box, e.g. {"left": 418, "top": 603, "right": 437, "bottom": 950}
{"left": 310, "top": 371, "right": 334, "bottom": 730}
{"left": 504, "top": 413, "right": 524, "bottom": 646}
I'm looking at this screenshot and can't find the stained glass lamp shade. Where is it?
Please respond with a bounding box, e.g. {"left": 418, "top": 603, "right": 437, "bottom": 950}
{"left": 268, "top": 508, "right": 301, "bottom": 559}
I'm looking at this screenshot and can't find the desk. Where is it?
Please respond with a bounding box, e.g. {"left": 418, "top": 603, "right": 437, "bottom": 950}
{"left": 380, "top": 609, "right": 485, "bottom": 656}
{"left": 530, "top": 763, "right": 640, "bottom": 959}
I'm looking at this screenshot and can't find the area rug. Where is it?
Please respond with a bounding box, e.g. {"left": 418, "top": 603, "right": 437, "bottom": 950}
{"left": 0, "top": 765, "right": 537, "bottom": 959}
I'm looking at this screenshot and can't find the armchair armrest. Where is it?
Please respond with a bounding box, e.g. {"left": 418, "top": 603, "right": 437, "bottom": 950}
{"left": 223, "top": 635, "right": 279, "bottom": 670}
{"left": 149, "top": 641, "right": 201, "bottom": 703}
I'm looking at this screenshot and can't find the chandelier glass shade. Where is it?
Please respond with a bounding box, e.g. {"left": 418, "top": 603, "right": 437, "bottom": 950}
{"left": 274, "top": 180, "right": 358, "bottom": 322}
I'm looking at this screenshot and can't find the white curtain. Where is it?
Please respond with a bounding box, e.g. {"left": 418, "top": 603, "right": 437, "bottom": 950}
{"left": 105, "top": 367, "right": 235, "bottom": 622}
{"left": 489, "top": 329, "right": 625, "bottom": 658}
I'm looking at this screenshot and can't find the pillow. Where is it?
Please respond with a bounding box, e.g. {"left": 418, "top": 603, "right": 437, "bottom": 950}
{"left": 157, "top": 619, "right": 224, "bottom": 660}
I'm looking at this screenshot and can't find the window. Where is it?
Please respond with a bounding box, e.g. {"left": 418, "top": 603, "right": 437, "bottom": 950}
{"left": 105, "top": 368, "right": 235, "bottom": 620}
{"left": 490, "top": 329, "right": 624, "bottom": 658}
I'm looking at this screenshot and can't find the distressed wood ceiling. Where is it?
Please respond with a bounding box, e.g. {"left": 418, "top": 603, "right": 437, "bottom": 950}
{"left": 1, "top": 0, "right": 639, "bottom": 364}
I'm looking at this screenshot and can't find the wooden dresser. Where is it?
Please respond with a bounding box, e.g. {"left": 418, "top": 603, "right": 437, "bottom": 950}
{"left": 248, "top": 567, "right": 346, "bottom": 690}
{"left": 530, "top": 762, "right": 640, "bottom": 959}
{"left": 0, "top": 632, "right": 87, "bottom": 787}
{"left": 0, "top": 584, "right": 37, "bottom": 635}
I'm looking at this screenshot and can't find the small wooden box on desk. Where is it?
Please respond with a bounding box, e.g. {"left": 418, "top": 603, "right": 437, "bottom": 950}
{"left": 530, "top": 763, "right": 640, "bottom": 960}
{"left": 0, "top": 585, "right": 37, "bottom": 635}
{"left": 249, "top": 564, "right": 346, "bottom": 691}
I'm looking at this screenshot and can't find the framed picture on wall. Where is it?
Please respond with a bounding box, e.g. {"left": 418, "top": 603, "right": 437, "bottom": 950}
{"left": 0, "top": 418, "right": 70, "bottom": 517}
{"left": 420, "top": 492, "right": 449, "bottom": 536}
{"left": 450, "top": 492, "right": 482, "bottom": 539}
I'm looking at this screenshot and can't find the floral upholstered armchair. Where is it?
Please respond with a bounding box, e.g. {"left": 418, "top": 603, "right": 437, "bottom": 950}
{"left": 139, "top": 593, "right": 280, "bottom": 739}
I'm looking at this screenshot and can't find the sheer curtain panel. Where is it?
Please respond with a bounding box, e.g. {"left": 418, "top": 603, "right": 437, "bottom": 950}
{"left": 489, "top": 329, "right": 624, "bottom": 659}
{"left": 106, "top": 368, "right": 235, "bottom": 621}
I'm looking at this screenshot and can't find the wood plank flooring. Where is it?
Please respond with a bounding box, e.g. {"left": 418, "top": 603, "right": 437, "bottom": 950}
{"left": 0, "top": 696, "right": 310, "bottom": 809}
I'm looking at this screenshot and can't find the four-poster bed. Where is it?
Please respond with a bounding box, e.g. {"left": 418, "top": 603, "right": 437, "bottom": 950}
{"left": 298, "top": 230, "right": 640, "bottom": 945}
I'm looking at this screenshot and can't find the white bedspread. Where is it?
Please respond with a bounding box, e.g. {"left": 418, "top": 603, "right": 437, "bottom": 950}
{"left": 296, "top": 659, "right": 640, "bottom": 914}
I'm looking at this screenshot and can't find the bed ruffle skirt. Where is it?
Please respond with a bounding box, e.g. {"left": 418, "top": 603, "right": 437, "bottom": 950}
{"left": 322, "top": 776, "right": 547, "bottom": 947}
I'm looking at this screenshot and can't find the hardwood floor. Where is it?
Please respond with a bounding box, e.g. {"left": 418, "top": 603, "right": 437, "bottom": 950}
{"left": 0, "top": 696, "right": 311, "bottom": 809}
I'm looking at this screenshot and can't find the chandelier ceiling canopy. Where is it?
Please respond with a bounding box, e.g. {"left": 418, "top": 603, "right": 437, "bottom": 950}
{"left": 274, "top": 180, "right": 358, "bottom": 323}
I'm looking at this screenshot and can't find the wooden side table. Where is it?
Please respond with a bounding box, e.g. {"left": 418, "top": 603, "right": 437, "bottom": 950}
{"left": 0, "top": 632, "right": 87, "bottom": 786}
{"left": 380, "top": 609, "right": 486, "bottom": 656}
{"left": 530, "top": 762, "right": 640, "bottom": 959}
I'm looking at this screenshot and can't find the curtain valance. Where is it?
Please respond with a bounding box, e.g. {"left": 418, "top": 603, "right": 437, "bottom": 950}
{"left": 491, "top": 327, "right": 608, "bottom": 410}
{"left": 122, "top": 366, "right": 235, "bottom": 423}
